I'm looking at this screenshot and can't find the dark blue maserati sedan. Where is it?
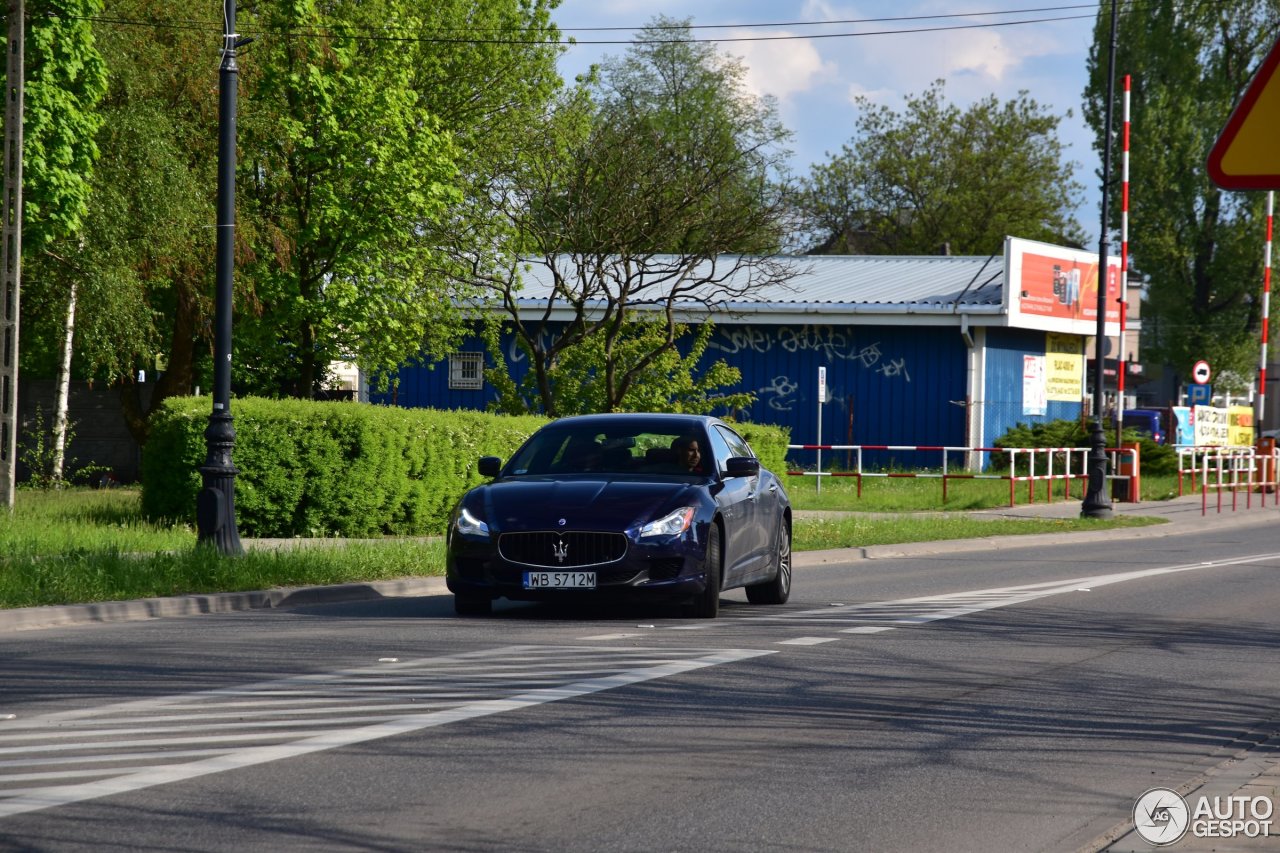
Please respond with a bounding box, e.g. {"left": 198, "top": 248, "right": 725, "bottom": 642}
{"left": 446, "top": 413, "right": 792, "bottom": 618}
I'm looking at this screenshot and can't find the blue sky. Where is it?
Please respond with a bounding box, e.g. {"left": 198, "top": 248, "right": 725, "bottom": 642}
{"left": 550, "top": 0, "right": 1107, "bottom": 245}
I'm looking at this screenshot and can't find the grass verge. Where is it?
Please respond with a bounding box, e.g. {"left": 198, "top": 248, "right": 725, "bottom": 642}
{"left": 0, "top": 487, "right": 1161, "bottom": 610}
{"left": 792, "top": 513, "right": 1162, "bottom": 552}
{"left": 785, "top": 472, "right": 1183, "bottom": 511}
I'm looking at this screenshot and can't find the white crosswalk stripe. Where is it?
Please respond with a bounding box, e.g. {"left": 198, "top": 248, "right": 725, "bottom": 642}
{"left": 0, "top": 644, "right": 772, "bottom": 819}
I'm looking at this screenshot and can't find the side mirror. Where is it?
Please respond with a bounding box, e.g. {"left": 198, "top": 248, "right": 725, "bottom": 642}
{"left": 478, "top": 456, "right": 502, "bottom": 478}
{"left": 724, "top": 456, "right": 760, "bottom": 478}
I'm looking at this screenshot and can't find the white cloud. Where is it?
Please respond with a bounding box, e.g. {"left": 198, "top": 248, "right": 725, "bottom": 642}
{"left": 729, "top": 31, "right": 837, "bottom": 105}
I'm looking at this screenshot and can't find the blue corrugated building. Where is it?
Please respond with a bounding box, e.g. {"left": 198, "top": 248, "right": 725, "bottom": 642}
{"left": 374, "top": 237, "right": 1122, "bottom": 465}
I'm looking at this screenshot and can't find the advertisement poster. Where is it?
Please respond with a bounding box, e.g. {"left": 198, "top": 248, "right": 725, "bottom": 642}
{"left": 1023, "top": 354, "right": 1047, "bottom": 416}
{"left": 1193, "top": 405, "right": 1230, "bottom": 446}
{"left": 1044, "top": 333, "right": 1084, "bottom": 401}
{"left": 1005, "top": 237, "right": 1122, "bottom": 336}
{"left": 1228, "top": 405, "right": 1255, "bottom": 446}
{"left": 1172, "top": 406, "right": 1194, "bottom": 447}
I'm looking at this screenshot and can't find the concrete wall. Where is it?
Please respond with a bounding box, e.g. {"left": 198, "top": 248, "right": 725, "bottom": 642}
{"left": 16, "top": 380, "right": 146, "bottom": 484}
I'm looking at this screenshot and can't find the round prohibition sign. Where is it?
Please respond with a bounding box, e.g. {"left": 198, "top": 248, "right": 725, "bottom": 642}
{"left": 1192, "top": 360, "right": 1212, "bottom": 384}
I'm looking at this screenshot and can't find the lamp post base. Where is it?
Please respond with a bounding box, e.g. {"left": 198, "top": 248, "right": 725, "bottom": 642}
{"left": 1080, "top": 419, "right": 1114, "bottom": 519}
{"left": 196, "top": 409, "right": 244, "bottom": 556}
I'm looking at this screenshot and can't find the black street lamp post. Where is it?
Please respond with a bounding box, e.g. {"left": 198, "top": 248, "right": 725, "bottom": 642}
{"left": 197, "top": 0, "right": 244, "bottom": 554}
{"left": 1082, "top": 0, "right": 1119, "bottom": 520}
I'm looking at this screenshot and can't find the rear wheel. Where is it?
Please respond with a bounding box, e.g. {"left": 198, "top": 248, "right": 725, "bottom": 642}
{"left": 746, "top": 521, "right": 791, "bottom": 605}
{"left": 454, "top": 593, "right": 492, "bottom": 616}
{"left": 686, "top": 523, "right": 722, "bottom": 619}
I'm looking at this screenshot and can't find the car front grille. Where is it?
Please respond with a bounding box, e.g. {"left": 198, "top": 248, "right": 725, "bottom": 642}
{"left": 498, "top": 531, "right": 628, "bottom": 568}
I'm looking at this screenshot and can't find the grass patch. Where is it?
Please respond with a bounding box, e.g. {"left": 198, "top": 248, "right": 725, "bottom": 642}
{"left": 0, "top": 489, "right": 444, "bottom": 609}
{"left": 1, "top": 488, "right": 197, "bottom": 556}
{"left": 786, "top": 472, "right": 1182, "bottom": 512}
{"left": 792, "top": 513, "right": 1163, "bottom": 552}
{"left": 0, "top": 541, "right": 445, "bottom": 610}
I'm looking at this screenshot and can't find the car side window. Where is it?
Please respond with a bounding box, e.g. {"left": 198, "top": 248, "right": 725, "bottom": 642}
{"left": 715, "top": 425, "right": 754, "bottom": 460}
{"left": 705, "top": 427, "right": 734, "bottom": 475}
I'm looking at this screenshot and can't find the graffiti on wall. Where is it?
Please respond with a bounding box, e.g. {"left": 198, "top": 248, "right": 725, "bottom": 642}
{"left": 757, "top": 376, "right": 799, "bottom": 411}
{"left": 710, "top": 324, "right": 911, "bottom": 382}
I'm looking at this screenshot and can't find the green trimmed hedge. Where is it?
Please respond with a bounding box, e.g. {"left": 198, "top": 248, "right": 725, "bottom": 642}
{"left": 142, "top": 399, "right": 794, "bottom": 538}
{"left": 142, "top": 398, "right": 547, "bottom": 537}
{"left": 734, "top": 421, "right": 790, "bottom": 479}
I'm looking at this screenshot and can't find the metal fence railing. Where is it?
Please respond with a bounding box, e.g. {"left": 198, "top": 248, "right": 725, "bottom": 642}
{"left": 785, "top": 443, "right": 1140, "bottom": 507}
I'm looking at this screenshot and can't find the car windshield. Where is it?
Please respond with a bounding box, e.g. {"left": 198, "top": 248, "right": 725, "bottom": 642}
{"left": 506, "top": 424, "right": 710, "bottom": 477}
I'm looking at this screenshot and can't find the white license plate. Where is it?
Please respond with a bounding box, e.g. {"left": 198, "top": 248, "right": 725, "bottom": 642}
{"left": 523, "top": 571, "right": 597, "bottom": 589}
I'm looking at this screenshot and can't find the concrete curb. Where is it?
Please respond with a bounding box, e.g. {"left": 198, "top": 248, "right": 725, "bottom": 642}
{"left": 0, "top": 577, "right": 448, "bottom": 633}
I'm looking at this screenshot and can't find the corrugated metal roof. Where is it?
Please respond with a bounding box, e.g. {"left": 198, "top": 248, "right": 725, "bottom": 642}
{"left": 511, "top": 253, "right": 1006, "bottom": 311}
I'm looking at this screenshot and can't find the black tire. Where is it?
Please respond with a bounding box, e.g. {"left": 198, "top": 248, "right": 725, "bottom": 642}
{"left": 746, "top": 521, "right": 791, "bottom": 605}
{"left": 686, "top": 523, "right": 722, "bottom": 619}
{"left": 454, "top": 593, "right": 492, "bottom": 616}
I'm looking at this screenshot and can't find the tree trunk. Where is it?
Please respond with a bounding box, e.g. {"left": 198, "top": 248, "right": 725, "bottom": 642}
{"left": 51, "top": 280, "right": 77, "bottom": 485}
{"left": 119, "top": 273, "right": 203, "bottom": 447}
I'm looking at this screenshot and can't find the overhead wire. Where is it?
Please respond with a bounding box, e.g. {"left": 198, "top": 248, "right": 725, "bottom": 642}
{"left": 48, "top": 0, "right": 1152, "bottom": 47}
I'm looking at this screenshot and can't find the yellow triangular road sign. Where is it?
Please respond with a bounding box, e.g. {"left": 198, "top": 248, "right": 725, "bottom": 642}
{"left": 1209, "top": 35, "right": 1280, "bottom": 190}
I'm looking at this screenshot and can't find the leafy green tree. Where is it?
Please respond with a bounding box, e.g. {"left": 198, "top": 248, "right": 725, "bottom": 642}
{"left": 6, "top": 0, "right": 108, "bottom": 481}
{"left": 237, "top": 0, "right": 463, "bottom": 398}
{"left": 35, "top": 0, "right": 221, "bottom": 445}
{"left": 237, "top": 0, "right": 563, "bottom": 398}
{"left": 465, "top": 17, "right": 796, "bottom": 416}
{"left": 796, "top": 81, "right": 1086, "bottom": 256}
{"left": 1084, "top": 0, "right": 1278, "bottom": 391}
{"left": 483, "top": 316, "right": 753, "bottom": 416}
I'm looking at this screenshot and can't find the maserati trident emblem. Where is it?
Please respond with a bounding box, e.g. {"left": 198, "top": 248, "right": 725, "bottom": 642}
{"left": 552, "top": 539, "right": 568, "bottom": 564}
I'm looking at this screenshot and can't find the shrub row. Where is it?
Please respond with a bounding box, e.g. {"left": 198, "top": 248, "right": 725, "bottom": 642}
{"left": 993, "top": 419, "right": 1177, "bottom": 476}
{"left": 733, "top": 422, "right": 791, "bottom": 479}
{"left": 142, "top": 399, "right": 793, "bottom": 538}
{"left": 142, "top": 398, "right": 547, "bottom": 537}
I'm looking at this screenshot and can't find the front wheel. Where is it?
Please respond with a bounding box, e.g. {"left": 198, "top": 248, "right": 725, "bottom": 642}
{"left": 746, "top": 521, "right": 791, "bottom": 605}
{"left": 686, "top": 524, "right": 722, "bottom": 619}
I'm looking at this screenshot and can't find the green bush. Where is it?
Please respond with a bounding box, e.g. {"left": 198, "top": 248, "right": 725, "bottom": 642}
{"left": 142, "top": 398, "right": 546, "bottom": 537}
{"left": 734, "top": 421, "right": 790, "bottom": 477}
{"left": 992, "top": 418, "right": 1176, "bottom": 476}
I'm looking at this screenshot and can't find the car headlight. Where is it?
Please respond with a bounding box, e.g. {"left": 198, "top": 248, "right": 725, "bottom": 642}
{"left": 453, "top": 506, "right": 490, "bottom": 539}
{"left": 639, "top": 507, "right": 695, "bottom": 539}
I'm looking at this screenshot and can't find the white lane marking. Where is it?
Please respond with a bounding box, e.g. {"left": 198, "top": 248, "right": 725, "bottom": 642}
{"left": 0, "top": 646, "right": 772, "bottom": 819}
{"left": 768, "top": 552, "right": 1280, "bottom": 627}
{"left": 776, "top": 637, "right": 840, "bottom": 646}
{"left": 577, "top": 633, "right": 645, "bottom": 640}
{"left": 841, "top": 626, "right": 896, "bottom": 634}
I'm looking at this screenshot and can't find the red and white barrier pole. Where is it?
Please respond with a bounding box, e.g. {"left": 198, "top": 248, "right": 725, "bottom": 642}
{"left": 1260, "top": 191, "right": 1272, "bottom": 434}
{"left": 1115, "top": 74, "right": 1131, "bottom": 439}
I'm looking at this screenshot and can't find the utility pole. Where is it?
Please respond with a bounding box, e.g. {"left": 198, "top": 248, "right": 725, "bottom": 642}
{"left": 0, "top": 0, "right": 23, "bottom": 511}
{"left": 196, "top": 0, "right": 244, "bottom": 554}
{"left": 1082, "top": 0, "right": 1119, "bottom": 520}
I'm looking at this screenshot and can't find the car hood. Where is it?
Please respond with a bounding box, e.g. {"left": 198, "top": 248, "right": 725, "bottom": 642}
{"left": 478, "top": 477, "right": 697, "bottom": 533}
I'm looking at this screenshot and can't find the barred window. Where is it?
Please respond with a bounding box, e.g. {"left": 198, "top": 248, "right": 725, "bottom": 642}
{"left": 448, "top": 352, "right": 484, "bottom": 390}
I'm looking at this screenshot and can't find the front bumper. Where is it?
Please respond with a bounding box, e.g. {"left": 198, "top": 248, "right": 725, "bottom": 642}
{"left": 446, "top": 534, "right": 709, "bottom": 603}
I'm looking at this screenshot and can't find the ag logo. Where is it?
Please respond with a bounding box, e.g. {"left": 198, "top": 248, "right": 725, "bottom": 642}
{"left": 1134, "top": 788, "right": 1190, "bottom": 846}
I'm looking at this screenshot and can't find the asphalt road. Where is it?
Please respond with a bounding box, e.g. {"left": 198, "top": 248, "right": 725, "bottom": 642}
{"left": 1, "top": 520, "right": 1279, "bottom": 852}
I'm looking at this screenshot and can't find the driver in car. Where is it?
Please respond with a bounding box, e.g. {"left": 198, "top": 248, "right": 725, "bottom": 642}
{"left": 671, "top": 435, "right": 704, "bottom": 474}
